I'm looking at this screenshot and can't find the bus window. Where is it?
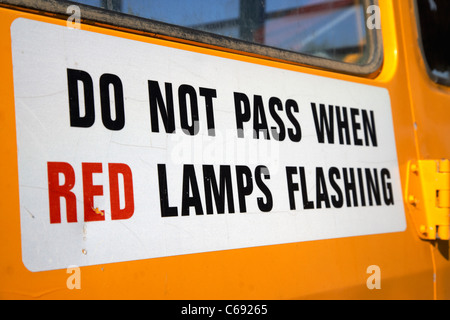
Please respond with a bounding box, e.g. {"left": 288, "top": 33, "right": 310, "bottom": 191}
{"left": 67, "top": 0, "right": 381, "bottom": 72}
{"left": 416, "top": 0, "right": 450, "bottom": 85}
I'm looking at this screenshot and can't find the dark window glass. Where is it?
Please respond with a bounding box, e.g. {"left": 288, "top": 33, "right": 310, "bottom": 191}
{"left": 416, "top": 0, "right": 450, "bottom": 85}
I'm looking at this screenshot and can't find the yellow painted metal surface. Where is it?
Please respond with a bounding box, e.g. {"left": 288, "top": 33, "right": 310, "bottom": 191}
{"left": 0, "top": 0, "right": 449, "bottom": 299}
{"left": 396, "top": 0, "right": 450, "bottom": 299}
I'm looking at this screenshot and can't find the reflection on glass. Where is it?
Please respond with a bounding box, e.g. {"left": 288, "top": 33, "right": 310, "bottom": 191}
{"left": 69, "top": 0, "right": 369, "bottom": 64}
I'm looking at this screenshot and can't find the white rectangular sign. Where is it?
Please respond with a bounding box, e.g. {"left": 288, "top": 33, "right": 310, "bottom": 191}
{"left": 11, "top": 18, "right": 406, "bottom": 272}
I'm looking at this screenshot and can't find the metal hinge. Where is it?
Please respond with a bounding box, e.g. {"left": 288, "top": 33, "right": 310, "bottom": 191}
{"left": 405, "top": 159, "right": 450, "bottom": 240}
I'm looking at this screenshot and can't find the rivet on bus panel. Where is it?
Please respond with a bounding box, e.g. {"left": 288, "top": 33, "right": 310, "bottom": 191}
{"left": 408, "top": 195, "right": 417, "bottom": 206}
